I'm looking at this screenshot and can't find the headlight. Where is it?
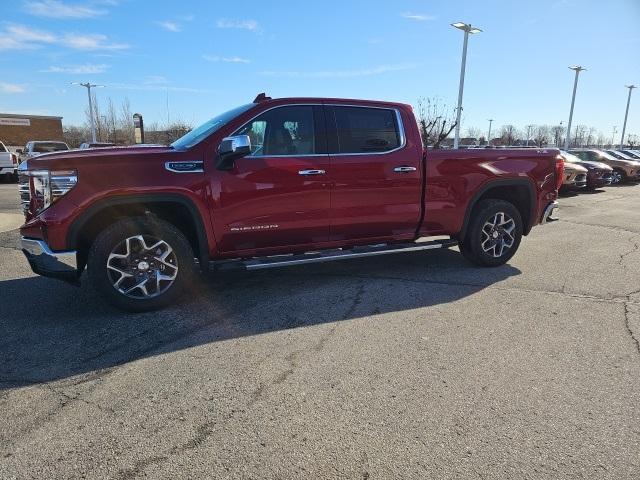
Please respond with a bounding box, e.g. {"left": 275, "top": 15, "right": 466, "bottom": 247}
{"left": 21, "top": 169, "right": 77, "bottom": 215}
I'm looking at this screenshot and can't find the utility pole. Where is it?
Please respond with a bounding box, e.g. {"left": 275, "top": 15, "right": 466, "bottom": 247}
{"left": 525, "top": 125, "right": 533, "bottom": 146}
{"left": 620, "top": 85, "right": 636, "bottom": 149}
{"left": 451, "top": 22, "right": 482, "bottom": 149}
{"left": 611, "top": 126, "right": 617, "bottom": 147}
{"left": 564, "top": 66, "right": 586, "bottom": 150}
{"left": 72, "top": 82, "right": 104, "bottom": 143}
{"left": 487, "top": 119, "right": 493, "bottom": 145}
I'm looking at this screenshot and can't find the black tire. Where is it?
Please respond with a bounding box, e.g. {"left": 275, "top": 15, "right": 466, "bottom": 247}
{"left": 459, "top": 199, "right": 523, "bottom": 267}
{"left": 87, "top": 216, "right": 197, "bottom": 312}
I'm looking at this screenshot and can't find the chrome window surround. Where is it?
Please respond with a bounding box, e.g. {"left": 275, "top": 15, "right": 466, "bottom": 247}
{"left": 231, "top": 103, "right": 407, "bottom": 158}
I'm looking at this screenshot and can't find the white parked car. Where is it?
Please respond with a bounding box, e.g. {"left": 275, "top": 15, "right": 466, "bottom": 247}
{"left": 0, "top": 141, "right": 18, "bottom": 181}
{"left": 17, "top": 141, "right": 69, "bottom": 163}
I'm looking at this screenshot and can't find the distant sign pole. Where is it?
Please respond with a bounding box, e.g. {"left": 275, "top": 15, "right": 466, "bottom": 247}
{"left": 133, "top": 113, "right": 144, "bottom": 144}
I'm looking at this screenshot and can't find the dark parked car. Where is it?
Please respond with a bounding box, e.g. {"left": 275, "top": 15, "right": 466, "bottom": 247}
{"left": 560, "top": 151, "right": 613, "bottom": 190}
{"left": 604, "top": 150, "right": 636, "bottom": 161}
{"left": 569, "top": 148, "right": 640, "bottom": 184}
{"left": 620, "top": 150, "right": 640, "bottom": 160}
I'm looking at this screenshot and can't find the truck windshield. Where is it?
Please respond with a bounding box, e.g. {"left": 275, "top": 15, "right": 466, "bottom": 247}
{"left": 171, "top": 103, "right": 255, "bottom": 150}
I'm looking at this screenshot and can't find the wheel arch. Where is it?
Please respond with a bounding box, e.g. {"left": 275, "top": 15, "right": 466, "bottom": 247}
{"left": 68, "top": 194, "right": 209, "bottom": 271}
{"left": 459, "top": 178, "right": 536, "bottom": 241}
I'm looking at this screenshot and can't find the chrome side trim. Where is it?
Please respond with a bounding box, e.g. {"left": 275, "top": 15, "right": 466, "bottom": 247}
{"left": 21, "top": 237, "right": 77, "bottom": 271}
{"left": 231, "top": 103, "right": 408, "bottom": 158}
{"left": 211, "top": 239, "right": 458, "bottom": 271}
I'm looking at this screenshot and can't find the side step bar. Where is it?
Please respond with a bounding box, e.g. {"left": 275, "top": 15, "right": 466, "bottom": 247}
{"left": 210, "top": 238, "right": 458, "bottom": 272}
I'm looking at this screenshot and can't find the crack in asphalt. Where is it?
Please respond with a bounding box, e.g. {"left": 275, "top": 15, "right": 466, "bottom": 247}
{"left": 560, "top": 219, "right": 640, "bottom": 235}
{"left": 115, "top": 282, "right": 367, "bottom": 478}
{"left": 623, "top": 303, "right": 640, "bottom": 356}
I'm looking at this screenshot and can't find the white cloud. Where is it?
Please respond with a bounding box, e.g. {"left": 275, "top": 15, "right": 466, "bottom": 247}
{"left": 61, "top": 33, "right": 129, "bottom": 50}
{"left": 259, "top": 64, "right": 416, "bottom": 78}
{"left": 108, "top": 82, "right": 210, "bottom": 94}
{"left": 24, "top": 0, "right": 107, "bottom": 18}
{"left": 216, "top": 18, "right": 260, "bottom": 32}
{"left": 401, "top": 12, "right": 436, "bottom": 21}
{"left": 156, "top": 21, "right": 181, "bottom": 32}
{"left": 43, "top": 63, "right": 108, "bottom": 74}
{"left": 203, "top": 55, "right": 250, "bottom": 64}
{"left": 0, "top": 24, "right": 128, "bottom": 51}
{"left": 0, "top": 82, "right": 26, "bottom": 93}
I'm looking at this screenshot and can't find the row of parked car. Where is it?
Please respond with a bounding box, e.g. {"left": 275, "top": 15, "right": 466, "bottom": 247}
{"left": 559, "top": 148, "right": 640, "bottom": 192}
{"left": 0, "top": 140, "right": 116, "bottom": 181}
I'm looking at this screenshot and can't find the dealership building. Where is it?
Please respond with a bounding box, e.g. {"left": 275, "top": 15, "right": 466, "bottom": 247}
{"left": 0, "top": 113, "right": 64, "bottom": 148}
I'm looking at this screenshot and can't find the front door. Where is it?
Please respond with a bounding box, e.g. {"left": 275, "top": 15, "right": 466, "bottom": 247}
{"left": 212, "top": 105, "right": 331, "bottom": 254}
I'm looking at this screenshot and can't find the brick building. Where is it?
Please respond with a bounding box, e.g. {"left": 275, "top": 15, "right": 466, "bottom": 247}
{"left": 0, "top": 113, "right": 64, "bottom": 147}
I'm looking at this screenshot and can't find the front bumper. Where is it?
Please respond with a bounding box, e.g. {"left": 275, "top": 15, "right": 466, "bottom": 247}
{"left": 0, "top": 166, "right": 16, "bottom": 175}
{"left": 21, "top": 237, "right": 79, "bottom": 283}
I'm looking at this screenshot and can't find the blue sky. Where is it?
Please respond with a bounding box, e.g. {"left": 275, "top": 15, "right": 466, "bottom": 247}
{"left": 0, "top": 0, "right": 639, "bottom": 138}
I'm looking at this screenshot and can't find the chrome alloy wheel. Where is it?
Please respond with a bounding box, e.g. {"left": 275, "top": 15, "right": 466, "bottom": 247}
{"left": 481, "top": 212, "right": 516, "bottom": 258}
{"left": 106, "top": 235, "right": 178, "bottom": 299}
{"left": 611, "top": 170, "right": 623, "bottom": 184}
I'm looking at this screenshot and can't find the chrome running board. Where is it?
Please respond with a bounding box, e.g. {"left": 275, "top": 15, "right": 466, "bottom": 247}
{"left": 210, "top": 238, "right": 458, "bottom": 271}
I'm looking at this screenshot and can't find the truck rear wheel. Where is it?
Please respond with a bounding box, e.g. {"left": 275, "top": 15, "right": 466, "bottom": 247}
{"left": 87, "top": 216, "right": 197, "bottom": 312}
{"left": 459, "top": 199, "right": 523, "bottom": 267}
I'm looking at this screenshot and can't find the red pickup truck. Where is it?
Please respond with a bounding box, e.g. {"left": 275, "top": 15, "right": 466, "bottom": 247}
{"left": 18, "top": 95, "right": 562, "bottom": 311}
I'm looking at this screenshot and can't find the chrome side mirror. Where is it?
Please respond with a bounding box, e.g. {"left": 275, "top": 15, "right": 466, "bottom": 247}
{"left": 217, "top": 135, "right": 251, "bottom": 170}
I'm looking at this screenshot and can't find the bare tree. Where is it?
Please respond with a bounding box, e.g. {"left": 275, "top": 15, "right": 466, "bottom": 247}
{"left": 500, "top": 125, "right": 519, "bottom": 146}
{"left": 551, "top": 125, "right": 564, "bottom": 147}
{"left": 533, "top": 125, "right": 551, "bottom": 147}
{"left": 465, "top": 127, "right": 482, "bottom": 139}
{"left": 118, "top": 98, "right": 134, "bottom": 145}
{"left": 415, "top": 97, "right": 457, "bottom": 148}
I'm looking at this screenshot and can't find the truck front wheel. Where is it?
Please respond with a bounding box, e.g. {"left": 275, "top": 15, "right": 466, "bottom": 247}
{"left": 87, "top": 216, "right": 197, "bottom": 312}
{"left": 459, "top": 199, "right": 523, "bottom": 267}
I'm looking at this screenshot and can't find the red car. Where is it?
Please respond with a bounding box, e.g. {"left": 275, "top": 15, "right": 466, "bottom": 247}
{"left": 18, "top": 95, "right": 561, "bottom": 311}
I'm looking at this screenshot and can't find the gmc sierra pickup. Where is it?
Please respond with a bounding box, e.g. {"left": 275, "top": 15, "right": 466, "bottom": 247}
{"left": 18, "top": 94, "right": 562, "bottom": 311}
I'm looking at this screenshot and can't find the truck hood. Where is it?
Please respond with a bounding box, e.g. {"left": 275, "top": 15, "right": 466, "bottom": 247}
{"left": 22, "top": 144, "right": 172, "bottom": 170}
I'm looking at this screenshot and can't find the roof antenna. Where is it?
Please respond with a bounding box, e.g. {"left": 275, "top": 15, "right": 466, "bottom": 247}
{"left": 253, "top": 92, "right": 271, "bottom": 103}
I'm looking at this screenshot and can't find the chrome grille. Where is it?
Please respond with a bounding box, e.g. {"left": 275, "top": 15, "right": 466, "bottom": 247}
{"left": 18, "top": 173, "right": 30, "bottom": 214}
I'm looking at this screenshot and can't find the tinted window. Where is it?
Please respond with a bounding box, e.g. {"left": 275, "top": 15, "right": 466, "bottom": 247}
{"left": 236, "top": 105, "right": 316, "bottom": 156}
{"left": 171, "top": 103, "right": 254, "bottom": 150}
{"left": 33, "top": 142, "right": 68, "bottom": 153}
{"left": 333, "top": 107, "right": 400, "bottom": 154}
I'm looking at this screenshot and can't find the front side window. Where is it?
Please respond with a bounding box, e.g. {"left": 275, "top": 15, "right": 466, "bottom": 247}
{"left": 333, "top": 106, "right": 401, "bottom": 154}
{"left": 235, "top": 105, "right": 316, "bottom": 156}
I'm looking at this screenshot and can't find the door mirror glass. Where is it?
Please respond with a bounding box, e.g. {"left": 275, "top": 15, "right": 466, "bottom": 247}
{"left": 217, "top": 135, "right": 252, "bottom": 170}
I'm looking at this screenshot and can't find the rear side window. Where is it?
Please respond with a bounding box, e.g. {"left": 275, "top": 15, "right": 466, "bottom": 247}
{"left": 332, "top": 106, "right": 401, "bottom": 154}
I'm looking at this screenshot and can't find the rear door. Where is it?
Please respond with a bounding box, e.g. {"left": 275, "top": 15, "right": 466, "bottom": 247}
{"left": 212, "top": 104, "right": 331, "bottom": 253}
{"left": 326, "top": 104, "right": 423, "bottom": 242}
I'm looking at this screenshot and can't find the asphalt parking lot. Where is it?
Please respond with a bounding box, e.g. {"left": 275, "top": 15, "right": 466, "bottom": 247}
{"left": 1, "top": 181, "right": 639, "bottom": 479}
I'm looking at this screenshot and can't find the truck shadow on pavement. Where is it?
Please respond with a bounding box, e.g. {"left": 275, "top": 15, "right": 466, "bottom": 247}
{"left": 0, "top": 248, "right": 520, "bottom": 389}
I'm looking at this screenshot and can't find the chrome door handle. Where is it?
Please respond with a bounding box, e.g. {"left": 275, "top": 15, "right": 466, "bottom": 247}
{"left": 298, "top": 169, "right": 326, "bottom": 176}
{"left": 393, "top": 166, "right": 417, "bottom": 173}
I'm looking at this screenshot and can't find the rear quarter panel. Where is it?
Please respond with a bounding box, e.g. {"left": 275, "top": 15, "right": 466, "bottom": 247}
{"left": 420, "top": 148, "right": 559, "bottom": 237}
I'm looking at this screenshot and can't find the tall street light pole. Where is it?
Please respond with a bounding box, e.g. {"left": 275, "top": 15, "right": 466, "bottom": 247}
{"left": 487, "top": 118, "right": 493, "bottom": 145}
{"left": 564, "top": 66, "right": 586, "bottom": 150}
{"left": 620, "top": 85, "right": 636, "bottom": 149}
{"left": 451, "top": 22, "right": 482, "bottom": 149}
{"left": 72, "top": 82, "right": 104, "bottom": 143}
